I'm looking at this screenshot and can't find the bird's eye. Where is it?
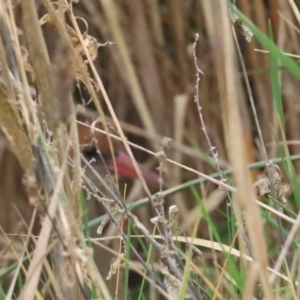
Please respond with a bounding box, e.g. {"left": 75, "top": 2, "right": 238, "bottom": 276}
{"left": 82, "top": 145, "right": 98, "bottom": 159}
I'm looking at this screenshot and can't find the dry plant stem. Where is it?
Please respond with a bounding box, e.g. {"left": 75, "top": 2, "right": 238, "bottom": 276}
{"left": 242, "top": 262, "right": 260, "bottom": 300}
{"left": 69, "top": 113, "right": 82, "bottom": 222}
{"left": 20, "top": 136, "right": 94, "bottom": 299}
{"left": 192, "top": 33, "right": 253, "bottom": 257}
{"left": 278, "top": 10, "right": 300, "bottom": 37}
{"left": 34, "top": 155, "right": 99, "bottom": 299}
{"left": 22, "top": 0, "right": 58, "bottom": 132}
{"left": 156, "top": 144, "right": 183, "bottom": 272}
{"left": 0, "top": 0, "right": 36, "bottom": 130}
{"left": 100, "top": 0, "right": 159, "bottom": 150}
{"left": 4, "top": 209, "right": 37, "bottom": 300}
{"left": 40, "top": 247, "right": 68, "bottom": 300}
{"left": 256, "top": 48, "right": 300, "bottom": 57}
{"left": 82, "top": 158, "right": 199, "bottom": 299}
{"left": 146, "top": 0, "right": 165, "bottom": 46}
{"left": 115, "top": 218, "right": 124, "bottom": 298}
{"left": 173, "top": 95, "right": 189, "bottom": 216}
{"left": 0, "top": 81, "right": 33, "bottom": 171}
{"left": 288, "top": 0, "right": 300, "bottom": 24}
{"left": 220, "top": 1, "right": 274, "bottom": 297}
{"left": 168, "top": 0, "right": 189, "bottom": 88}
{"left": 0, "top": 31, "right": 18, "bottom": 116}
{"left": 270, "top": 211, "right": 300, "bottom": 283}
{"left": 0, "top": 14, "right": 33, "bottom": 171}
{"left": 0, "top": 12, "right": 20, "bottom": 81}
{"left": 232, "top": 32, "right": 268, "bottom": 162}
{"left": 156, "top": 145, "right": 190, "bottom": 287}
{"left": 297, "top": 257, "right": 300, "bottom": 298}
{"left": 232, "top": 27, "right": 286, "bottom": 246}
{"left": 18, "top": 138, "right": 69, "bottom": 300}
{"left": 212, "top": 230, "right": 239, "bottom": 300}
{"left": 126, "top": 0, "right": 165, "bottom": 128}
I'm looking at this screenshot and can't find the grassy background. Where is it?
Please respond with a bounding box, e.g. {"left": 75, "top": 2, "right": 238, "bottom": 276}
{"left": 1, "top": 0, "right": 300, "bottom": 299}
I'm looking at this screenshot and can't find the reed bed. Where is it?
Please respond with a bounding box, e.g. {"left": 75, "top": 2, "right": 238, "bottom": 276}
{"left": 1, "top": 0, "right": 300, "bottom": 299}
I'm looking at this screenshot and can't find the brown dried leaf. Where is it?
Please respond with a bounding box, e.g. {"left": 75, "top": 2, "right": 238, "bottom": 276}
{"left": 254, "top": 176, "right": 271, "bottom": 196}
{"left": 254, "top": 163, "right": 288, "bottom": 205}
{"left": 74, "top": 32, "right": 100, "bottom": 63}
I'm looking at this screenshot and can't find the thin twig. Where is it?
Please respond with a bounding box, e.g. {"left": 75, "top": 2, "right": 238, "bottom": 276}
{"left": 80, "top": 155, "right": 200, "bottom": 299}
{"left": 192, "top": 33, "right": 253, "bottom": 257}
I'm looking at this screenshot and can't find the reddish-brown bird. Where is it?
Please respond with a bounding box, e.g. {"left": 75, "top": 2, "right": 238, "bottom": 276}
{"left": 74, "top": 109, "right": 159, "bottom": 189}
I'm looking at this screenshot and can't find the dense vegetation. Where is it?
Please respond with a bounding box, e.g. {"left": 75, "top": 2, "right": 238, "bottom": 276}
{"left": 1, "top": 0, "right": 300, "bottom": 299}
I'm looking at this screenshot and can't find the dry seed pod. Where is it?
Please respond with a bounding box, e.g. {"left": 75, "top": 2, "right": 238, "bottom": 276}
{"left": 254, "top": 163, "right": 288, "bottom": 205}
{"left": 254, "top": 176, "right": 271, "bottom": 197}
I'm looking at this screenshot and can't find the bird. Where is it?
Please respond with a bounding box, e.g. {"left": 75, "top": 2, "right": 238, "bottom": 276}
{"left": 74, "top": 107, "right": 160, "bottom": 190}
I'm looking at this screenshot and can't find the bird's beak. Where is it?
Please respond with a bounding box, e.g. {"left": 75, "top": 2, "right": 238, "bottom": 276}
{"left": 106, "top": 151, "right": 160, "bottom": 185}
